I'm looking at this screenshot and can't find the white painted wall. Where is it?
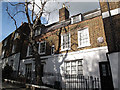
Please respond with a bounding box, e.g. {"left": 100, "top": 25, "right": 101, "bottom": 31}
{"left": 2, "top": 53, "right": 20, "bottom": 71}
{"left": 109, "top": 52, "right": 120, "bottom": 90}
{"left": 42, "top": 46, "right": 108, "bottom": 85}
{"left": 20, "top": 58, "right": 35, "bottom": 80}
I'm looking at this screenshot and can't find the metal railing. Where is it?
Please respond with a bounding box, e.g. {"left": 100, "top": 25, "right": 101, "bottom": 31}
{"left": 42, "top": 72, "right": 101, "bottom": 90}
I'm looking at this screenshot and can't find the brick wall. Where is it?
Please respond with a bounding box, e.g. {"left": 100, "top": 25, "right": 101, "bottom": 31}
{"left": 100, "top": 1, "right": 120, "bottom": 52}
{"left": 99, "top": 1, "right": 120, "bottom": 12}
{"left": 36, "top": 16, "right": 107, "bottom": 56}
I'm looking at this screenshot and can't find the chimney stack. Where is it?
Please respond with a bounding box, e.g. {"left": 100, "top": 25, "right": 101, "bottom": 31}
{"left": 59, "top": 5, "right": 69, "bottom": 22}
{"left": 21, "top": 22, "right": 23, "bottom": 25}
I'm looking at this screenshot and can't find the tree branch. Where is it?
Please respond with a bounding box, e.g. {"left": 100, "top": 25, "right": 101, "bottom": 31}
{"left": 9, "top": 2, "right": 25, "bottom": 6}
{"left": 32, "top": 0, "right": 35, "bottom": 23}
{"left": 13, "top": 11, "right": 25, "bottom": 17}
{"left": 33, "top": 0, "right": 47, "bottom": 29}
{"left": 6, "top": 6, "right": 17, "bottom": 29}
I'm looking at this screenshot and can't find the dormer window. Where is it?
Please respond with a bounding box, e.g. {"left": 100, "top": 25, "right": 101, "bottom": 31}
{"left": 14, "top": 33, "right": 19, "bottom": 40}
{"left": 71, "top": 14, "right": 82, "bottom": 24}
{"left": 35, "top": 28, "right": 41, "bottom": 36}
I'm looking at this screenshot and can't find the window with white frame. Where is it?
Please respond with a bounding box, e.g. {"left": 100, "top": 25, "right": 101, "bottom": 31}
{"left": 12, "top": 44, "right": 16, "bottom": 53}
{"left": 14, "top": 32, "right": 19, "bottom": 40}
{"left": 51, "top": 45, "right": 55, "bottom": 55}
{"left": 27, "top": 45, "right": 33, "bottom": 56}
{"left": 65, "top": 60, "right": 83, "bottom": 75}
{"left": 71, "top": 14, "right": 82, "bottom": 24}
{"left": 38, "top": 41, "right": 46, "bottom": 54}
{"left": 61, "top": 33, "right": 71, "bottom": 51}
{"left": 78, "top": 28, "right": 90, "bottom": 48}
{"left": 35, "top": 28, "right": 41, "bottom": 36}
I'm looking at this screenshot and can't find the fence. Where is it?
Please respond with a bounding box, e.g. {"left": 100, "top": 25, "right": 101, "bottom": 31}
{"left": 42, "top": 72, "right": 101, "bottom": 90}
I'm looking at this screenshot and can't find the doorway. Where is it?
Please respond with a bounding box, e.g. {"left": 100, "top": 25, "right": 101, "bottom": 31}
{"left": 99, "top": 61, "right": 114, "bottom": 90}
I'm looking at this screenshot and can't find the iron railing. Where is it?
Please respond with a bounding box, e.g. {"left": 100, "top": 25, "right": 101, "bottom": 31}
{"left": 42, "top": 72, "right": 101, "bottom": 90}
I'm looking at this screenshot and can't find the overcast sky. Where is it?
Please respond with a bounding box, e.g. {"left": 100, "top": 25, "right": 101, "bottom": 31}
{"left": 1, "top": 1, "right": 100, "bottom": 41}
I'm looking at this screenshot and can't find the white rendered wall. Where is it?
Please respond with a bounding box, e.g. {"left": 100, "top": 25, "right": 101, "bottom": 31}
{"left": 42, "top": 46, "right": 108, "bottom": 85}
{"left": 109, "top": 52, "right": 120, "bottom": 90}
{"left": 20, "top": 58, "right": 35, "bottom": 79}
{"left": 2, "top": 53, "right": 20, "bottom": 71}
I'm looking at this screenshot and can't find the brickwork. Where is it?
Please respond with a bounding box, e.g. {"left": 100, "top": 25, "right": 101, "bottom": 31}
{"left": 99, "top": 1, "right": 120, "bottom": 12}
{"left": 100, "top": 1, "right": 120, "bottom": 52}
{"left": 59, "top": 7, "right": 69, "bottom": 22}
{"left": 36, "top": 16, "right": 107, "bottom": 55}
{"left": 1, "top": 23, "right": 30, "bottom": 59}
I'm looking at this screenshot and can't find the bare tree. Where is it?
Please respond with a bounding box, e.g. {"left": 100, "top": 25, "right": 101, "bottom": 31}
{"left": 6, "top": 0, "right": 57, "bottom": 85}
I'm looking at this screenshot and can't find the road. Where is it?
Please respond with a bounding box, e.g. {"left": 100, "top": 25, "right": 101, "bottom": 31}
{"left": 2, "top": 82, "right": 27, "bottom": 90}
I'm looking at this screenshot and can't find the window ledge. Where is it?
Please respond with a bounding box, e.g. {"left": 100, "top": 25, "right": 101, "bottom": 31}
{"left": 61, "top": 48, "right": 71, "bottom": 52}
{"left": 39, "top": 52, "right": 45, "bottom": 55}
{"left": 77, "top": 44, "right": 91, "bottom": 49}
{"left": 26, "top": 55, "right": 33, "bottom": 57}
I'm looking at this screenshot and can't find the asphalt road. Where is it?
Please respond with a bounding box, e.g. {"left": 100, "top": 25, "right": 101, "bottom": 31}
{"left": 2, "top": 82, "right": 27, "bottom": 90}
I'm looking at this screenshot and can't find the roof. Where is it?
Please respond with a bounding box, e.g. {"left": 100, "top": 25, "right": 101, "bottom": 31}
{"left": 44, "top": 8, "right": 101, "bottom": 34}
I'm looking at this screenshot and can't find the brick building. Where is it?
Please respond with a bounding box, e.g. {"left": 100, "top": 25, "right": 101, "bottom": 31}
{"left": 100, "top": 1, "right": 120, "bottom": 89}
{"left": 1, "top": 23, "right": 30, "bottom": 78}
{"left": 1, "top": 1, "right": 120, "bottom": 89}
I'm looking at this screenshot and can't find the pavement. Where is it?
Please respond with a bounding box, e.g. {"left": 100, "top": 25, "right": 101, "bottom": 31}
{"left": 2, "top": 82, "right": 27, "bottom": 90}
{"left": 1, "top": 79, "right": 57, "bottom": 90}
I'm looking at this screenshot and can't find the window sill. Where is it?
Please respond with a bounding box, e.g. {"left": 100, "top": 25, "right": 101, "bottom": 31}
{"left": 61, "top": 48, "right": 71, "bottom": 52}
{"left": 26, "top": 55, "right": 33, "bottom": 57}
{"left": 77, "top": 44, "right": 91, "bottom": 49}
{"left": 39, "top": 52, "right": 45, "bottom": 55}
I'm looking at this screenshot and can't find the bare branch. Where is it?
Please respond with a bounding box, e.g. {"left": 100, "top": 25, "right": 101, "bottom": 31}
{"left": 25, "top": 1, "right": 31, "bottom": 24}
{"left": 34, "top": 2, "right": 42, "bottom": 10}
{"left": 25, "top": 0, "right": 33, "bottom": 38}
{"left": 32, "top": 0, "right": 35, "bottom": 22}
{"left": 33, "top": 0, "right": 47, "bottom": 29}
{"left": 6, "top": 6, "right": 17, "bottom": 29}
{"left": 13, "top": 11, "right": 25, "bottom": 17}
{"left": 9, "top": 2, "right": 25, "bottom": 6}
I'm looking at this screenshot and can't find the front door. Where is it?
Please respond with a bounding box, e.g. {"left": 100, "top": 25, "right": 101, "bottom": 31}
{"left": 99, "top": 62, "right": 114, "bottom": 90}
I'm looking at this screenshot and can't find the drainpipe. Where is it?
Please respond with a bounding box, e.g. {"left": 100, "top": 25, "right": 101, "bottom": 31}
{"left": 106, "top": 1, "right": 117, "bottom": 51}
